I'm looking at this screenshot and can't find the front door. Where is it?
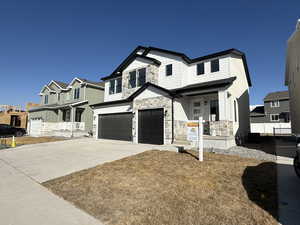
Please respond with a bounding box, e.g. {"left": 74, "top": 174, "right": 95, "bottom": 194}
{"left": 192, "top": 100, "right": 204, "bottom": 120}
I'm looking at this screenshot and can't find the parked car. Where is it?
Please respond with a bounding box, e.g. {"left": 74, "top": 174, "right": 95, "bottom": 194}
{"left": 0, "top": 124, "right": 26, "bottom": 137}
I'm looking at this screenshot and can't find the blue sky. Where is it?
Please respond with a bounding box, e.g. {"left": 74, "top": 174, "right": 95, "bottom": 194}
{"left": 0, "top": 0, "right": 299, "bottom": 107}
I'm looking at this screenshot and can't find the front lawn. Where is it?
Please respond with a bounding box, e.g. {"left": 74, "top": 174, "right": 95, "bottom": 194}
{"left": 43, "top": 150, "right": 278, "bottom": 225}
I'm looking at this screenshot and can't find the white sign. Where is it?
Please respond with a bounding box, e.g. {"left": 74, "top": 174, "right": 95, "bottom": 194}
{"left": 187, "top": 121, "right": 199, "bottom": 141}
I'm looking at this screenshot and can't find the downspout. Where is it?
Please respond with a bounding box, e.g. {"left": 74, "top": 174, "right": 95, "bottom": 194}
{"left": 171, "top": 97, "right": 174, "bottom": 144}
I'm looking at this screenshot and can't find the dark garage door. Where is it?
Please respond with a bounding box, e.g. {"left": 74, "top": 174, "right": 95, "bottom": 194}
{"left": 138, "top": 108, "right": 164, "bottom": 145}
{"left": 98, "top": 113, "right": 132, "bottom": 141}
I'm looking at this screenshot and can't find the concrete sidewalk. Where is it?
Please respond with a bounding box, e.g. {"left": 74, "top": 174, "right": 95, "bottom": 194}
{"left": 0, "top": 159, "right": 103, "bottom": 225}
{"left": 275, "top": 138, "right": 300, "bottom": 225}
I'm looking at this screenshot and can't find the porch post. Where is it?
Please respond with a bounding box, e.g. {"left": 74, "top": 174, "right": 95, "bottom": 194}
{"left": 218, "top": 90, "right": 227, "bottom": 120}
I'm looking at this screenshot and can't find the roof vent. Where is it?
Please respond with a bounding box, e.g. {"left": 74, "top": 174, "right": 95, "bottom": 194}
{"left": 297, "top": 19, "right": 300, "bottom": 30}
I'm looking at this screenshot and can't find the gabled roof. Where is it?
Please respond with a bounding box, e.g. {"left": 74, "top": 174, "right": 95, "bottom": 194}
{"left": 39, "top": 85, "right": 56, "bottom": 95}
{"left": 264, "top": 91, "right": 289, "bottom": 102}
{"left": 52, "top": 80, "right": 68, "bottom": 89}
{"left": 250, "top": 106, "right": 265, "bottom": 117}
{"left": 101, "top": 46, "right": 252, "bottom": 87}
{"left": 69, "top": 77, "right": 104, "bottom": 89}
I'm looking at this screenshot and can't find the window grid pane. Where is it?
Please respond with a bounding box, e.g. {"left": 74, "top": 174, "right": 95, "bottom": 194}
{"left": 197, "top": 63, "right": 205, "bottom": 75}
{"left": 211, "top": 59, "right": 219, "bottom": 72}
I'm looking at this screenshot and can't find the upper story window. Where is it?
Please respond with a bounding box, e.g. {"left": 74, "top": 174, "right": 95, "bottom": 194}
{"left": 109, "top": 78, "right": 122, "bottom": 94}
{"left": 57, "top": 93, "right": 60, "bottom": 101}
{"left": 116, "top": 77, "right": 122, "bottom": 93}
{"left": 211, "top": 59, "right": 219, "bottom": 73}
{"left": 44, "top": 95, "right": 48, "bottom": 104}
{"left": 166, "top": 64, "right": 172, "bottom": 76}
{"left": 197, "top": 63, "right": 205, "bottom": 75}
{"left": 128, "top": 68, "right": 146, "bottom": 89}
{"left": 74, "top": 88, "right": 80, "bottom": 99}
{"left": 270, "top": 101, "right": 280, "bottom": 108}
{"left": 137, "top": 68, "right": 146, "bottom": 86}
{"left": 129, "top": 71, "right": 137, "bottom": 88}
{"left": 270, "top": 114, "right": 279, "bottom": 122}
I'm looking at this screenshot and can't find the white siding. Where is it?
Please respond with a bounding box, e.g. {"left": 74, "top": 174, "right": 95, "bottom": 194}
{"left": 134, "top": 86, "right": 169, "bottom": 100}
{"left": 146, "top": 51, "right": 186, "bottom": 89}
{"left": 185, "top": 56, "right": 231, "bottom": 86}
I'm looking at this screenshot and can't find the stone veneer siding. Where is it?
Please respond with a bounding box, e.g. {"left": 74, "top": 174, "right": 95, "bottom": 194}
{"left": 133, "top": 95, "right": 172, "bottom": 144}
{"left": 122, "top": 65, "right": 159, "bottom": 99}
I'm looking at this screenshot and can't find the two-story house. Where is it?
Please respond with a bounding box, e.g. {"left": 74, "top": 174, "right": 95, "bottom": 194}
{"left": 28, "top": 77, "right": 104, "bottom": 137}
{"left": 250, "top": 91, "right": 291, "bottom": 134}
{"left": 91, "top": 46, "right": 252, "bottom": 149}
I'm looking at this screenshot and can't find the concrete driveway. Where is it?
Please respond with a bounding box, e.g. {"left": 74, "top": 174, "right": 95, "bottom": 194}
{"left": 0, "top": 138, "right": 172, "bottom": 225}
{"left": 0, "top": 138, "right": 171, "bottom": 183}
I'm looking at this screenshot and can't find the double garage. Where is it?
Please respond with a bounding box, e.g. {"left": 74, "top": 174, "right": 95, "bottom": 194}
{"left": 98, "top": 108, "right": 164, "bottom": 145}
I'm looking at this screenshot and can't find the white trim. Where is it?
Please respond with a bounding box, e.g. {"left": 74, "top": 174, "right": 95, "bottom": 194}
{"left": 68, "top": 77, "right": 84, "bottom": 88}
{"left": 48, "top": 80, "right": 69, "bottom": 90}
{"left": 39, "top": 85, "right": 56, "bottom": 95}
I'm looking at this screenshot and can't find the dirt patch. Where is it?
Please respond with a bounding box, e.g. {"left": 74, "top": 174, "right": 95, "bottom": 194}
{"left": 0, "top": 136, "right": 67, "bottom": 147}
{"left": 43, "top": 150, "right": 278, "bottom": 225}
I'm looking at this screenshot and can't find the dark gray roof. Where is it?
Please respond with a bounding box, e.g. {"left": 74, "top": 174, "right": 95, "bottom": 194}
{"left": 250, "top": 106, "right": 265, "bottom": 117}
{"left": 264, "top": 91, "right": 289, "bottom": 102}
{"left": 77, "top": 78, "right": 104, "bottom": 88}
{"left": 53, "top": 80, "right": 68, "bottom": 89}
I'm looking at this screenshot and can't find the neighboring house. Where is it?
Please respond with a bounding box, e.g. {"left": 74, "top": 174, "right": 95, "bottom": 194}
{"left": 91, "top": 46, "right": 251, "bottom": 149}
{"left": 285, "top": 19, "right": 300, "bottom": 136}
{"left": 0, "top": 105, "right": 28, "bottom": 129}
{"left": 28, "top": 78, "right": 104, "bottom": 137}
{"left": 250, "top": 91, "right": 291, "bottom": 135}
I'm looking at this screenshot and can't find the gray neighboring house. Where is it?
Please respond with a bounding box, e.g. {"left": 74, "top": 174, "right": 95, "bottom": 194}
{"left": 28, "top": 78, "right": 104, "bottom": 137}
{"left": 250, "top": 91, "right": 291, "bottom": 134}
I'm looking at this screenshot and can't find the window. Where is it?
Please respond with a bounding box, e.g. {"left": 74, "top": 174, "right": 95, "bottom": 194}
{"left": 44, "top": 95, "right": 48, "bottom": 104}
{"left": 116, "top": 78, "right": 122, "bottom": 93}
{"left": 74, "top": 88, "right": 80, "bottom": 99}
{"left": 210, "top": 100, "right": 219, "bottom": 121}
{"left": 211, "top": 59, "right": 219, "bottom": 72}
{"left": 57, "top": 93, "right": 60, "bottom": 101}
{"left": 109, "top": 80, "right": 115, "bottom": 94}
{"left": 129, "top": 71, "right": 136, "bottom": 88}
{"left": 10, "top": 115, "right": 21, "bottom": 127}
{"left": 138, "top": 68, "right": 146, "bottom": 86}
{"left": 270, "top": 114, "right": 279, "bottom": 122}
{"left": 270, "top": 101, "right": 280, "bottom": 108}
{"left": 234, "top": 100, "right": 237, "bottom": 122}
{"left": 62, "top": 109, "right": 71, "bottom": 122}
{"left": 128, "top": 68, "right": 147, "bottom": 89}
{"left": 197, "top": 63, "right": 205, "bottom": 75}
{"left": 166, "top": 64, "right": 172, "bottom": 76}
{"left": 75, "top": 109, "right": 83, "bottom": 122}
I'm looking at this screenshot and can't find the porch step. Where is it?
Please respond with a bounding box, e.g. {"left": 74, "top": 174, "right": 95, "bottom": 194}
{"left": 173, "top": 140, "right": 191, "bottom": 145}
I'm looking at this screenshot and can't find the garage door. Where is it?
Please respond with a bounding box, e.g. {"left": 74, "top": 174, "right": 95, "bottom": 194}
{"left": 138, "top": 108, "right": 164, "bottom": 145}
{"left": 29, "top": 119, "right": 42, "bottom": 137}
{"left": 98, "top": 113, "right": 132, "bottom": 141}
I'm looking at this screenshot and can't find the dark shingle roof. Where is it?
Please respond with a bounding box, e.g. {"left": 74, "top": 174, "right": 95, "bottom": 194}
{"left": 77, "top": 78, "right": 104, "bottom": 88}
{"left": 53, "top": 80, "right": 68, "bottom": 89}
{"left": 264, "top": 91, "right": 289, "bottom": 102}
{"left": 250, "top": 106, "right": 265, "bottom": 116}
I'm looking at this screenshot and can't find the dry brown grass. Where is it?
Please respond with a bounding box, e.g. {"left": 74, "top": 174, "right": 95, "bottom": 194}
{"left": 1, "top": 136, "right": 66, "bottom": 146}
{"left": 43, "top": 150, "right": 278, "bottom": 225}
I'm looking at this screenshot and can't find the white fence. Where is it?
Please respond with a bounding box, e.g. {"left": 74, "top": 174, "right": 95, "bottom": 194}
{"left": 250, "top": 122, "right": 291, "bottom": 135}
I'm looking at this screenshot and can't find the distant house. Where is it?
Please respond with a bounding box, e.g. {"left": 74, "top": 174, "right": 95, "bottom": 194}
{"left": 250, "top": 91, "right": 291, "bottom": 135}
{"left": 285, "top": 19, "right": 300, "bottom": 136}
{"left": 28, "top": 78, "right": 104, "bottom": 137}
{"left": 91, "top": 46, "right": 252, "bottom": 149}
{"left": 0, "top": 105, "right": 28, "bottom": 129}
